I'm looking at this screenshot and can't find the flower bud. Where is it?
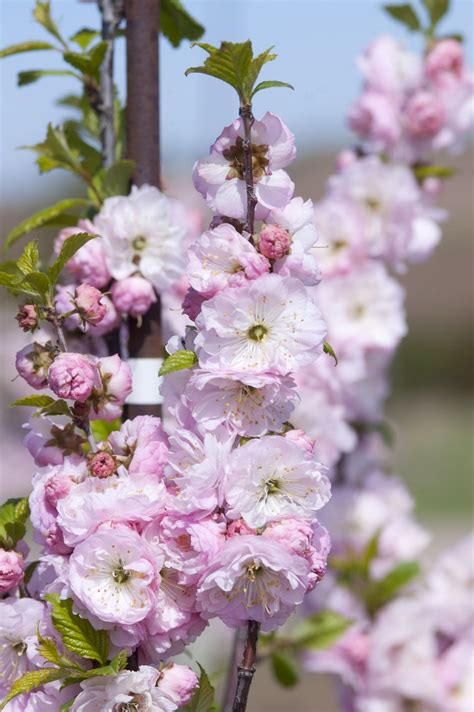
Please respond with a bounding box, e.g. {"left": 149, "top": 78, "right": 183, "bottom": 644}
{"left": 0, "top": 549, "right": 24, "bottom": 593}
{"left": 258, "top": 224, "right": 292, "bottom": 260}
{"left": 74, "top": 283, "right": 106, "bottom": 326}
{"left": 15, "top": 341, "right": 56, "bottom": 390}
{"left": 16, "top": 304, "right": 38, "bottom": 332}
{"left": 426, "top": 39, "right": 464, "bottom": 85}
{"left": 111, "top": 275, "right": 157, "bottom": 318}
{"left": 226, "top": 519, "right": 256, "bottom": 538}
{"left": 48, "top": 352, "right": 100, "bottom": 402}
{"left": 88, "top": 450, "right": 116, "bottom": 478}
{"left": 158, "top": 663, "right": 199, "bottom": 707}
{"left": 44, "top": 474, "right": 73, "bottom": 507}
{"left": 405, "top": 91, "right": 444, "bottom": 138}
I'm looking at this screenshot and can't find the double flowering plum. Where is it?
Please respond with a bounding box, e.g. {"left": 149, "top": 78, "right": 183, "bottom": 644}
{"left": 0, "top": 598, "right": 45, "bottom": 694}
{"left": 193, "top": 112, "right": 296, "bottom": 219}
{"left": 0, "top": 549, "right": 24, "bottom": 594}
{"left": 54, "top": 220, "right": 111, "bottom": 289}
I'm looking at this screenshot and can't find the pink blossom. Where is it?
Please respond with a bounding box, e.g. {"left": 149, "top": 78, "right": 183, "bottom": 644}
{"left": 88, "top": 451, "right": 116, "bottom": 478}
{"left": 54, "top": 285, "right": 83, "bottom": 331}
{"left": 284, "top": 428, "right": 315, "bottom": 456}
{"left": 109, "top": 415, "right": 169, "bottom": 478}
{"left": 182, "top": 286, "right": 207, "bottom": 321}
{"left": 0, "top": 549, "right": 24, "bottom": 593}
{"left": 87, "top": 294, "right": 120, "bottom": 337}
{"left": 93, "top": 355, "right": 132, "bottom": 419}
{"left": 426, "top": 39, "right": 464, "bottom": 87}
{"left": 111, "top": 275, "right": 157, "bottom": 317}
{"left": 22, "top": 417, "right": 65, "bottom": 467}
{"left": 73, "top": 283, "right": 106, "bottom": 325}
{"left": 187, "top": 223, "right": 269, "bottom": 295}
{"left": 195, "top": 274, "right": 326, "bottom": 380}
{"left": 193, "top": 112, "right": 295, "bottom": 219}
{"left": 16, "top": 305, "right": 38, "bottom": 332}
{"left": 0, "top": 598, "right": 45, "bottom": 694}
{"left": 196, "top": 535, "right": 309, "bottom": 631}
{"left": 48, "top": 352, "right": 100, "bottom": 402}
{"left": 357, "top": 35, "right": 422, "bottom": 95}
{"left": 158, "top": 663, "right": 199, "bottom": 707}
{"left": 44, "top": 474, "right": 73, "bottom": 507}
{"left": 55, "top": 220, "right": 110, "bottom": 289}
{"left": 69, "top": 525, "right": 160, "bottom": 625}
{"left": 257, "top": 224, "right": 292, "bottom": 260}
{"left": 348, "top": 91, "right": 401, "bottom": 148}
{"left": 405, "top": 90, "right": 444, "bottom": 138}
{"left": 16, "top": 342, "right": 56, "bottom": 390}
{"left": 313, "top": 197, "right": 367, "bottom": 277}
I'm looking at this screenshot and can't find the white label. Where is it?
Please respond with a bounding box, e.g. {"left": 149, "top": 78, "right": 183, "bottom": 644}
{"left": 126, "top": 358, "right": 164, "bottom": 405}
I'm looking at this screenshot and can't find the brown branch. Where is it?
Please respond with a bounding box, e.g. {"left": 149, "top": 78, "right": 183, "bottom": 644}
{"left": 232, "top": 620, "right": 260, "bottom": 712}
{"left": 222, "top": 627, "right": 247, "bottom": 712}
{"left": 239, "top": 103, "right": 257, "bottom": 237}
{"left": 97, "top": 0, "right": 123, "bottom": 168}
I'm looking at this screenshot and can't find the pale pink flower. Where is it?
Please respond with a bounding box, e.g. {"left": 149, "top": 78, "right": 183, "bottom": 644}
{"left": 195, "top": 274, "right": 326, "bottom": 379}
{"left": 184, "top": 370, "right": 298, "bottom": 437}
{"left": 87, "top": 294, "right": 120, "bottom": 337}
{"left": 348, "top": 91, "right": 401, "bottom": 148}
{"left": 158, "top": 663, "right": 199, "bottom": 707}
{"left": 187, "top": 223, "right": 269, "bottom": 295}
{"left": 54, "top": 220, "right": 111, "bottom": 289}
{"left": 54, "top": 285, "right": 83, "bottom": 331}
{"left": 22, "top": 416, "right": 66, "bottom": 467}
{"left": 16, "top": 305, "right": 38, "bottom": 332}
{"left": 15, "top": 342, "right": 56, "bottom": 390}
{"left": 111, "top": 275, "right": 157, "bottom": 317}
{"left": 284, "top": 428, "right": 315, "bottom": 456}
{"left": 196, "top": 535, "right": 309, "bottom": 630}
{"left": 0, "top": 549, "right": 24, "bottom": 593}
{"left": 69, "top": 526, "right": 160, "bottom": 625}
{"left": 94, "top": 185, "right": 185, "bottom": 291}
{"left": 109, "top": 415, "right": 169, "bottom": 478}
{"left": 182, "top": 286, "right": 207, "bottom": 321}
{"left": 405, "top": 90, "right": 445, "bottom": 138}
{"left": 0, "top": 598, "right": 45, "bottom": 693}
{"left": 93, "top": 355, "right": 132, "bottom": 419}
{"left": 225, "top": 435, "right": 331, "bottom": 528}
{"left": 258, "top": 224, "right": 292, "bottom": 260}
{"left": 193, "top": 112, "right": 295, "bottom": 219}
{"left": 88, "top": 451, "right": 116, "bottom": 478}
{"left": 73, "top": 283, "right": 106, "bottom": 326}
{"left": 313, "top": 197, "right": 367, "bottom": 276}
{"left": 426, "top": 39, "right": 464, "bottom": 87}
{"left": 357, "top": 35, "right": 422, "bottom": 95}
{"left": 48, "top": 352, "right": 100, "bottom": 402}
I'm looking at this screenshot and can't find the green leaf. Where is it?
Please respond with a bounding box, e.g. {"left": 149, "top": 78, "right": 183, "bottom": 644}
{"left": 423, "top": 0, "right": 450, "bottom": 29}
{"left": 59, "top": 700, "right": 75, "bottom": 712}
{"left": 270, "top": 652, "right": 299, "bottom": 688}
{"left": 251, "top": 80, "right": 294, "bottom": 97}
{"left": 45, "top": 594, "right": 109, "bottom": 665}
{"left": 18, "top": 271, "right": 50, "bottom": 300}
{"left": 365, "top": 561, "right": 420, "bottom": 614}
{"left": 94, "top": 159, "right": 135, "bottom": 199}
{"left": 4, "top": 198, "right": 89, "bottom": 249}
{"left": 159, "top": 350, "right": 198, "bottom": 376}
{"left": 37, "top": 634, "right": 66, "bottom": 668}
{"left": 40, "top": 399, "right": 73, "bottom": 418}
{"left": 10, "top": 395, "right": 55, "bottom": 408}
{"left": 0, "top": 498, "right": 30, "bottom": 550}
{"left": 323, "top": 339, "right": 338, "bottom": 365}
{"left": 110, "top": 649, "right": 128, "bottom": 673}
{"left": 0, "top": 41, "right": 55, "bottom": 59}
{"left": 17, "top": 69, "right": 78, "bottom": 87}
{"left": 292, "top": 610, "right": 353, "bottom": 650}
{"left": 0, "top": 668, "right": 66, "bottom": 710}
{"left": 90, "top": 418, "right": 121, "bottom": 443}
{"left": 383, "top": 4, "right": 421, "bottom": 31}
{"left": 32, "top": 1, "right": 65, "bottom": 47}
{"left": 16, "top": 242, "right": 40, "bottom": 276}
{"left": 70, "top": 28, "right": 100, "bottom": 50}
{"left": 23, "top": 560, "right": 39, "bottom": 585}
{"left": 160, "top": 0, "right": 205, "bottom": 48}
{"left": 63, "top": 42, "right": 108, "bottom": 79}
{"left": 48, "top": 232, "right": 96, "bottom": 285}
{"left": 413, "top": 164, "right": 455, "bottom": 180}
{"left": 181, "top": 664, "right": 215, "bottom": 712}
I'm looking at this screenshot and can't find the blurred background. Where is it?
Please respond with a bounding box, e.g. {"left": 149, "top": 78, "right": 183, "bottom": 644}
{"left": 1, "top": 1, "right": 473, "bottom": 709}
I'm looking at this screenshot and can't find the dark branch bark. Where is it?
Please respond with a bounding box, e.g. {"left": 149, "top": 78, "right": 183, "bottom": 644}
{"left": 232, "top": 620, "right": 260, "bottom": 712}
{"left": 97, "top": 0, "right": 122, "bottom": 167}
{"left": 239, "top": 104, "right": 257, "bottom": 237}
{"left": 222, "top": 627, "right": 247, "bottom": 712}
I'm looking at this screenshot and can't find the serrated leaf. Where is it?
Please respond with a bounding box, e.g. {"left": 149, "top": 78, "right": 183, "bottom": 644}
{"left": 45, "top": 594, "right": 109, "bottom": 665}
{"left": 63, "top": 42, "right": 107, "bottom": 79}
{"left": 160, "top": 0, "right": 204, "bottom": 48}
{"left": 181, "top": 664, "right": 215, "bottom": 712}
{"left": 0, "top": 498, "right": 30, "bottom": 551}
{"left": 251, "top": 80, "right": 294, "bottom": 97}
{"left": 365, "top": 561, "right": 420, "bottom": 614}
{"left": 0, "top": 41, "right": 55, "bottom": 59}
{"left": 17, "top": 69, "right": 78, "bottom": 87}
{"left": 159, "top": 349, "right": 197, "bottom": 376}
{"left": 110, "top": 649, "right": 128, "bottom": 672}
{"left": 17, "top": 242, "right": 40, "bottom": 275}
{"left": 90, "top": 418, "right": 121, "bottom": 443}
{"left": 18, "top": 271, "right": 50, "bottom": 300}
{"left": 423, "top": 0, "right": 450, "bottom": 29}
{"left": 323, "top": 339, "right": 338, "bottom": 365}
{"left": 292, "top": 610, "right": 353, "bottom": 650}
{"left": 40, "top": 399, "right": 72, "bottom": 418}
{"left": 70, "top": 28, "right": 100, "bottom": 50}
{"left": 4, "top": 198, "right": 90, "bottom": 249}
{"left": 0, "top": 668, "right": 66, "bottom": 709}
{"left": 383, "top": 4, "right": 421, "bottom": 31}
{"left": 32, "top": 1, "right": 65, "bottom": 47}
{"left": 48, "top": 232, "right": 96, "bottom": 285}
{"left": 413, "top": 164, "right": 455, "bottom": 180}
{"left": 37, "top": 634, "right": 65, "bottom": 667}
{"left": 94, "top": 159, "right": 134, "bottom": 199}
{"left": 10, "top": 395, "right": 55, "bottom": 408}
{"left": 271, "top": 652, "right": 299, "bottom": 688}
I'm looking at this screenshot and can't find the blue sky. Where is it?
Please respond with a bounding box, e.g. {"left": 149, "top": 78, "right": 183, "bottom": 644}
{"left": 1, "top": 0, "right": 473, "bottom": 199}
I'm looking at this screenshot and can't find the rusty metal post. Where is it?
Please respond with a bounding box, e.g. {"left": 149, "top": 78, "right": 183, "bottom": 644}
{"left": 124, "top": 0, "right": 163, "bottom": 418}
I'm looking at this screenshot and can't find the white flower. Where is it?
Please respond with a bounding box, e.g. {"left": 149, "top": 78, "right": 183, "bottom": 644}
{"left": 195, "top": 274, "right": 326, "bottom": 380}
{"left": 225, "top": 435, "right": 331, "bottom": 528}
{"left": 69, "top": 525, "right": 161, "bottom": 625}
{"left": 0, "top": 598, "right": 44, "bottom": 694}
{"left": 94, "top": 185, "right": 185, "bottom": 291}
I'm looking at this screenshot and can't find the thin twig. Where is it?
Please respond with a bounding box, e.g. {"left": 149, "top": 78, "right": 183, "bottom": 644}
{"left": 222, "top": 627, "right": 247, "bottom": 712}
{"left": 239, "top": 104, "right": 257, "bottom": 237}
{"left": 232, "top": 620, "right": 260, "bottom": 712}
{"left": 119, "top": 316, "right": 130, "bottom": 361}
{"left": 97, "top": 0, "right": 123, "bottom": 167}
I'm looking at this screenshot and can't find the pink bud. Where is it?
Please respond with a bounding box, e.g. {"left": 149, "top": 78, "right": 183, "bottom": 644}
{"left": 74, "top": 284, "right": 106, "bottom": 326}
{"left": 158, "top": 663, "right": 199, "bottom": 707}
{"left": 426, "top": 39, "right": 464, "bottom": 86}
{"left": 16, "top": 304, "right": 38, "bottom": 332}
{"left": 16, "top": 342, "right": 56, "bottom": 390}
{"left": 44, "top": 474, "right": 72, "bottom": 507}
{"left": 89, "top": 451, "right": 116, "bottom": 478}
{"left": 406, "top": 91, "right": 444, "bottom": 138}
{"left": 48, "top": 352, "right": 100, "bottom": 402}
{"left": 111, "top": 275, "right": 157, "bottom": 318}
{"left": 258, "top": 224, "right": 292, "bottom": 260}
{"left": 227, "top": 519, "right": 256, "bottom": 538}
{"left": 285, "top": 428, "right": 315, "bottom": 457}
{"left": 0, "top": 549, "right": 24, "bottom": 593}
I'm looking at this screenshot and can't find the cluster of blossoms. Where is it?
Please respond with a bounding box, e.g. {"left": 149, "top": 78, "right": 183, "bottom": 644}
{"left": 296, "top": 31, "right": 474, "bottom": 712}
